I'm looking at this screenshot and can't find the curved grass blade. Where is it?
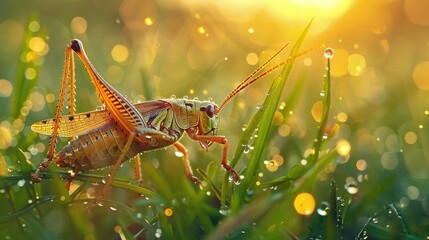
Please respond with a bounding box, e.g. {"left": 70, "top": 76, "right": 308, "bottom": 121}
{"left": 0, "top": 170, "right": 159, "bottom": 198}
{"left": 0, "top": 195, "right": 56, "bottom": 223}
{"left": 227, "top": 19, "right": 315, "bottom": 214}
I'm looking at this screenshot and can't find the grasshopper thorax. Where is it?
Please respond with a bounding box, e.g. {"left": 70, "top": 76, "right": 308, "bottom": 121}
{"left": 197, "top": 100, "right": 219, "bottom": 149}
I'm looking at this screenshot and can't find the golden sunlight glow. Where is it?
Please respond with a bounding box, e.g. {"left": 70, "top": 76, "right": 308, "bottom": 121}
{"left": 266, "top": 0, "right": 354, "bottom": 31}
{"left": 292, "top": 0, "right": 342, "bottom": 8}
{"left": 180, "top": 0, "right": 353, "bottom": 34}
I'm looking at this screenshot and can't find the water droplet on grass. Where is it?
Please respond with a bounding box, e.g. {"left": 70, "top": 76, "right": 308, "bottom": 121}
{"left": 219, "top": 206, "right": 230, "bottom": 216}
{"left": 317, "top": 201, "right": 329, "bottom": 216}
{"left": 324, "top": 48, "right": 334, "bottom": 59}
{"left": 17, "top": 179, "right": 25, "bottom": 187}
{"left": 346, "top": 183, "right": 359, "bottom": 194}
{"left": 175, "top": 150, "right": 184, "bottom": 157}
{"left": 155, "top": 229, "right": 162, "bottom": 238}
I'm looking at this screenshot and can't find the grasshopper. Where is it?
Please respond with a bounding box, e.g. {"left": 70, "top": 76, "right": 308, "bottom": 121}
{"left": 31, "top": 39, "right": 314, "bottom": 195}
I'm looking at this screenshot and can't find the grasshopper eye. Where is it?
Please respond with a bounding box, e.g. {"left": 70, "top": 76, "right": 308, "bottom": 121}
{"left": 205, "top": 104, "right": 215, "bottom": 118}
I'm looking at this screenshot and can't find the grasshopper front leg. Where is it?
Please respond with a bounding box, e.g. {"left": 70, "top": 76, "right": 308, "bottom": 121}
{"left": 173, "top": 142, "right": 201, "bottom": 184}
{"left": 32, "top": 40, "right": 77, "bottom": 183}
{"left": 186, "top": 129, "right": 241, "bottom": 185}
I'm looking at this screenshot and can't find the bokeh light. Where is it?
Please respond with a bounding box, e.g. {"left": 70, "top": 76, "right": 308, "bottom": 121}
{"left": 335, "top": 139, "right": 351, "bottom": 157}
{"left": 0, "top": 79, "right": 13, "bottom": 97}
{"left": 356, "top": 159, "right": 367, "bottom": 171}
{"left": 404, "top": 131, "right": 417, "bottom": 144}
{"left": 71, "top": 16, "right": 88, "bottom": 34}
{"left": 294, "top": 192, "right": 316, "bottom": 216}
{"left": 348, "top": 53, "right": 366, "bottom": 76}
{"left": 164, "top": 208, "right": 174, "bottom": 217}
{"left": 111, "top": 44, "right": 129, "bottom": 63}
{"left": 0, "top": 124, "right": 12, "bottom": 149}
{"left": 412, "top": 61, "right": 429, "bottom": 90}
{"left": 2, "top": 0, "right": 429, "bottom": 238}
{"left": 404, "top": 0, "right": 429, "bottom": 26}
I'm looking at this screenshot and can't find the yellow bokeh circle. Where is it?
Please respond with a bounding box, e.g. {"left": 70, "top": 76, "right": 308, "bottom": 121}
{"left": 293, "top": 192, "right": 316, "bottom": 216}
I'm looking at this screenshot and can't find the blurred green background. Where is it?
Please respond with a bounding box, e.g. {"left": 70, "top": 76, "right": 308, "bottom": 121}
{"left": 1, "top": 0, "right": 429, "bottom": 239}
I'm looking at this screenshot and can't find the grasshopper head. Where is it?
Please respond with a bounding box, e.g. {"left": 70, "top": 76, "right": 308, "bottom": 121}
{"left": 197, "top": 101, "right": 219, "bottom": 149}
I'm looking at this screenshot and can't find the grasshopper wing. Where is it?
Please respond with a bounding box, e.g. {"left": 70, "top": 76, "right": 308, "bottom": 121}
{"left": 31, "top": 109, "right": 112, "bottom": 137}
{"left": 31, "top": 100, "right": 172, "bottom": 137}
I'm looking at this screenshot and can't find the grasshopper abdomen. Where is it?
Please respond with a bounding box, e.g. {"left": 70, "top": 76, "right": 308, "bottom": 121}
{"left": 56, "top": 121, "right": 144, "bottom": 172}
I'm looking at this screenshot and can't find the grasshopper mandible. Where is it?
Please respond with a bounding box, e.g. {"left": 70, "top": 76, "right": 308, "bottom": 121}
{"left": 31, "top": 39, "right": 313, "bottom": 193}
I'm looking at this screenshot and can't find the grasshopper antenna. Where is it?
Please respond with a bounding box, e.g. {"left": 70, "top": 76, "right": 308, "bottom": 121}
{"left": 215, "top": 43, "right": 324, "bottom": 114}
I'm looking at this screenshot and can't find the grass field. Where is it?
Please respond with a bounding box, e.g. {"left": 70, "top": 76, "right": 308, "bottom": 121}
{"left": 1, "top": 1, "right": 428, "bottom": 239}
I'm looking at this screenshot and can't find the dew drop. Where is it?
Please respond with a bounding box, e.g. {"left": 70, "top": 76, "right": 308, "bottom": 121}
{"left": 68, "top": 169, "right": 76, "bottom": 177}
{"left": 234, "top": 177, "right": 242, "bottom": 185}
{"left": 324, "top": 48, "right": 334, "bottom": 59}
{"left": 110, "top": 206, "right": 117, "bottom": 211}
{"left": 155, "top": 229, "right": 162, "bottom": 238}
{"left": 181, "top": 197, "right": 189, "bottom": 205}
{"left": 219, "top": 206, "right": 230, "bottom": 216}
{"left": 0, "top": 189, "right": 6, "bottom": 194}
{"left": 242, "top": 144, "right": 250, "bottom": 154}
{"left": 17, "top": 179, "right": 25, "bottom": 187}
{"left": 174, "top": 150, "right": 184, "bottom": 158}
{"left": 317, "top": 201, "right": 330, "bottom": 216}
{"left": 346, "top": 183, "right": 359, "bottom": 194}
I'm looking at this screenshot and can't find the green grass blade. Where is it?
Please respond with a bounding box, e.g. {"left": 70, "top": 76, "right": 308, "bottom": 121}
{"left": 308, "top": 48, "right": 332, "bottom": 168}
{"left": 0, "top": 195, "right": 56, "bottom": 223}
{"left": 228, "top": 19, "right": 314, "bottom": 214}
